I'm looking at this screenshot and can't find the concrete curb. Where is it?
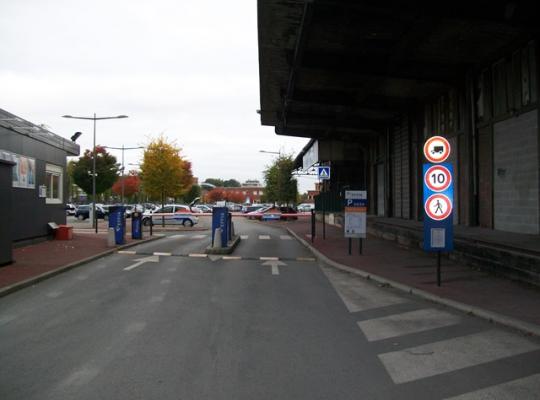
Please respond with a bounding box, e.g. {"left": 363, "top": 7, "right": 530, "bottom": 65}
{"left": 287, "top": 227, "right": 540, "bottom": 337}
{"left": 0, "top": 234, "right": 165, "bottom": 298}
{"left": 205, "top": 235, "right": 241, "bottom": 255}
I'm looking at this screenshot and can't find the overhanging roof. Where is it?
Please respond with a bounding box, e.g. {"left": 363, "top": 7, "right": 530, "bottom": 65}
{"left": 258, "top": 1, "right": 539, "bottom": 140}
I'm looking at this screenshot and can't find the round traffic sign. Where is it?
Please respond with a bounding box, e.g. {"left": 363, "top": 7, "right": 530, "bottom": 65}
{"left": 424, "top": 194, "right": 452, "bottom": 221}
{"left": 424, "top": 165, "right": 452, "bottom": 192}
{"left": 423, "top": 136, "right": 451, "bottom": 163}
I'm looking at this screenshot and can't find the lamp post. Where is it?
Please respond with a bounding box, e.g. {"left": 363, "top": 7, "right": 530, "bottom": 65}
{"left": 259, "top": 150, "right": 281, "bottom": 156}
{"left": 62, "top": 113, "right": 128, "bottom": 233}
{"left": 103, "top": 145, "right": 144, "bottom": 204}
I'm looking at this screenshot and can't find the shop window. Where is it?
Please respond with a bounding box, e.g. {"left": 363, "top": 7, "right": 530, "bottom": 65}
{"left": 45, "top": 164, "right": 63, "bottom": 204}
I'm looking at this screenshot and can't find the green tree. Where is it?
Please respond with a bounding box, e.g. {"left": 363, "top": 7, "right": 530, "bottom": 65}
{"left": 203, "top": 178, "right": 224, "bottom": 187}
{"left": 263, "top": 154, "right": 298, "bottom": 205}
{"left": 140, "top": 135, "right": 193, "bottom": 207}
{"left": 71, "top": 146, "right": 119, "bottom": 198}
{"left": 182, "top": 184, "right": 201, "bottom": 204}
{"left": 223, "top": 179, "right": 241, "bottom": 187}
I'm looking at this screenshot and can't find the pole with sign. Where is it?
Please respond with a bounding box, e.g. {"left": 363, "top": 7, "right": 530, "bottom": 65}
{"left": 423, "top": 136, "right": 453, "bottom": 286}
{"left": 344, "top": 190, "right": 367, "bottom": 255}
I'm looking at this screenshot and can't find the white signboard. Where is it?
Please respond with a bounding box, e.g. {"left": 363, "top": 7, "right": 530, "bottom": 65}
{"left": 344, "top": 190, "right": 367, "bottom": 238}
{"left": 302, "top": 140, "right": 319, "bottom": 170}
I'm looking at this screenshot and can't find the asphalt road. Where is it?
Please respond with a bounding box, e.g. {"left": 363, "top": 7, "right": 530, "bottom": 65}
{"left": 1, "top": 218, "right": 539, "bottom": 399}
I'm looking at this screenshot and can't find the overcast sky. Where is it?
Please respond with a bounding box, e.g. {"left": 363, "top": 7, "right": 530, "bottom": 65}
{"left": 0, "top": 0, "right": 318, "bottom": 192}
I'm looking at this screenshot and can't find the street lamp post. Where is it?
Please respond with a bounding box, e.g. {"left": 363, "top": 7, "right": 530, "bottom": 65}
{"left": 259, "top": 150, "right": 281, "bottom": 156}
{"left": 103, "top": 145, "right": 144, "bottom": 204}
{"left": 62, "top": 113, "right": 128, "bottom": 233}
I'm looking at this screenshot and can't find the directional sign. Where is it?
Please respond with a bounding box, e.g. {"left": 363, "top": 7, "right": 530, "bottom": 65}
{"left": 424, "top": 164, "right": 452, "bottom": 192}
{"left": 317, "top": 166, "right": 331, "bottom": 180}
{"left": 424, "top": 193, "right": 453, "bottom": 221}
{"left": 423, "top": 136, "right": 451, "bottom": 163}
{"left": 261, "top": 259, "right": 286, "bottom": 275}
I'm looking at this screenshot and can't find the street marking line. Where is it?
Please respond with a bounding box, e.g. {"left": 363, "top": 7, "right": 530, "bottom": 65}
{"left": 153, "top": 252, "right": 171, "bottom": 256}
{"left": 191, "top": 234, "right": 207, "bottom": 239}
{"left": 321, "top": 265, "right": 405, "bottom": 312}
{"left": 222, "top": 256, "right": 242, "bottom": 260}
{"left": 280, "top": 235, "right": 293, "bottom": 240}
{"left": 296, "top": 257, "right": 316, "bottom": 261}
{"left": 46, "top": 291, "right": 63, "bottom": 298}
{"left": 240, "top": 235, "right": 249, "bottom": 240}
{"left": 357, "top": 308, "right": 462, "bottom": 342}
{"left": 260, "top": 257, "right": 279, "bottom": 261}
{"left": 188, "top": 253, "right": 208, "bottom": 258}
{"left": 378, "top": 330, "right": 540, "bottom": 384}
{"left": 259, "top": 235, "right": 271, "bottom": 240}
{"left": 208, "top": 255, "right": 221, "bottom": 261}
{"left": 118, "top": 250, "right": 137, "bottom": 255}
{"left": 443, "top": 373, "right": 540, "bottom": 399}
{"left": 169, "top": 234, "right": 185, "bottom": 239}
{"left": 272, "top": 265, "right": 279, "bottom": 275}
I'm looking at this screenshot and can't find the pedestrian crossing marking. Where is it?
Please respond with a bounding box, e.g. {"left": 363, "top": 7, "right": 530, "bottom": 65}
{"left": 260, "top": 257, "right": 279, "bottom": 261}
{"left": 222, "top": 256, "right": 242, "bottom": 260}
{"left": 443, "top": 373, "right": 540, "bottom": 399}
{"left": 259, "top": 235, "right": 271, "bottom": 240}
{"left": 321, "top": 266, "right": 405, "bottom": 312}
{"left": 169, "top": 234, "right": 186, "bottom": 239}
{"left": 240, "top": 235, "right": 249, "bottom": 240}
{"left": 188, "top": 253, "right": 208, "bottom": 258}
{"left": 191, "top": 234, "right": 207, "bottom": 239}
{"left": 118, "top": 250, "right": 136, "bottom": 254}
{"left": 153, "top": 252, "right": 171, "bottom": 256}
{"left": 280, "top": 235, "right": 293, "bottom": 240}
{"left": 357, "top": 308, "right": 462, "bottom": 341}
{"left": 378, "top": 330, "right": 540, "bottom": 384}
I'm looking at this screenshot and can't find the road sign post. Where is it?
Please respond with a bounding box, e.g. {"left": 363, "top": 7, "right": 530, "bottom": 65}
{"left": 344, "top": 190, "right": 367, "bottom": 255}
{"left": 423, "top": 136, "right": 453, "bottom": 287}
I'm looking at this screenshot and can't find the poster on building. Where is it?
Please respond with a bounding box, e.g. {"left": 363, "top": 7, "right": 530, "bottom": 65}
{"left": 344, "top": 190, "right": 367, "bottom": 238}
{"left": 1, "top": 150, "right": 36, "bottom": 189}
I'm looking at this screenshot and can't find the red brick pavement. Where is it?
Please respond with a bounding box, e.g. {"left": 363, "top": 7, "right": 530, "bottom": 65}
{"left": 286, "top": 219, "right": 540, "bottom": 328}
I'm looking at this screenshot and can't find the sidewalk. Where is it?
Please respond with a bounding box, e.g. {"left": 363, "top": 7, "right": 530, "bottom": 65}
{"left": 286, "top": 219, "right": 540, "bottom": 335}
{"left": 0, "top": 231, "right": 160, "bottom": 295}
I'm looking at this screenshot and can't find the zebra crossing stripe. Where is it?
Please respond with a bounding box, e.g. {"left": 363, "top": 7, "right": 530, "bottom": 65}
{"left": 357, "top": 308, "right": 461, "bottom": 342}
{"left": 260, "top": 257, "right": 279, "bottom": 261}
{"left": 240, "top": 235, "right": 249, "bottom": 240}
{"left": 153, "top": 252, "right": 171, "bottom": 256}
{"left": 378, "top": 330, "right": 540, "bottom": 384}
{"left": 259, "top": 235, "right": 271, "bottom": 240}
{"left": 118, "top": 250, "right": 136, "bottom": 255}
{"left": 169, "top": 234, "right": 185, "bottom": 238}
{"left": 191, "top": 234, "right": 207, "bottom": 239}
{"left": 222, "top": 256, "right": 242, "bottom": 260}
{"left": 188, "top": 253, "right": 208, "bottom": 258}
{"left": 280, "top": 235, "right": 293, "bottom": 240}
{"left": 443, "top": 373, "right": 540, "bottom": 400}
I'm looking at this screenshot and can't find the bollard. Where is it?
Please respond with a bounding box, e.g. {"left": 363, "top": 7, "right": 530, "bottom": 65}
{"left": 212, "top": 227, "right": 223, "bottom": 248}
{"left": 107, "top": 227, "right": 115, "bottom": 247}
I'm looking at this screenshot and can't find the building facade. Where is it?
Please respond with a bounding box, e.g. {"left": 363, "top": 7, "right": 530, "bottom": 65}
{"left": 0, "top": 109, "right": 79, "bottom": 244}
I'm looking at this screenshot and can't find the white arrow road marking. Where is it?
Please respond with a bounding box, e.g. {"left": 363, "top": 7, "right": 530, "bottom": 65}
{"left": 123, "top": 255, "right": 160, "bottom": 271}
{"left": 261, "top": 260, "right": 287, "bottom": 275}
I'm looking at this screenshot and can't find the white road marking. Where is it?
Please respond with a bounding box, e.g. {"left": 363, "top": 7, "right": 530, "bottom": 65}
{"left": 123, "top": 255, "right": 160, "bottom": 271}
{"left": 153, "top": 252, "right": 171, "bottom": 256}
{"left": 189, "top": 253, "right": 208, "bottom": 258}
{"left": 118, "top": 250, "right": 136, "bottom": 255}
{"left": 222, "top": 256, "right": 242, "bottom": 260}
{"left": 76, "top": 275, "right": 88, "bottom": 281}
{"left": 191, "top": 234, "right": 207, "bottom": 239}
{"left": 321, "top": 265, "right": 405, "bottom": 312}
{"left": 260, "top": 256, "right": 279, "bottom": 261}
{"left": 259, "top": 235, "right": 271, "bottom": 240}
{"left": 444, "top": 373, "right": 540, "bottom": 399}
{"left": 280, "top": 235, "right": 293, "bottom": 240}
{"left": 125, "top": 321, "right": 147, "bottom": 334}
{"left": 357, "top": 308, "right": 462, "bottom": 341}
{"left": 169, "top": 234, "right": 185, "bottom": 239}
{"left": 379, "top": 330, "right": 540, "bottom": 384}
{"left": 57, "top": 365, "right": 100, "bottom": 389}
{"left": 261, "top": 260, "right": 287, "bottom": 275}
{"left": 46, "top": 290, "right": 63, "bottom": 298}
{"left": 208, "top": 255, "right": 221, "bottom": 261}
{"left": 160, "top": 279, "right": 171, "bottom": 285}
{"left": 240, "top": 235, "right": 249, "bottom": 240}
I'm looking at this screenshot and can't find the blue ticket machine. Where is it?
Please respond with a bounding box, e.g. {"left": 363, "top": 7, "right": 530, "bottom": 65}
{"left": 131, "top": 211, "right": 142, "bottom": 240}
{"left": 108, "top": 205, "right": 126, "bottom": 245}
{"left": 211, "top": 207, "right": 230, "bottom": 246}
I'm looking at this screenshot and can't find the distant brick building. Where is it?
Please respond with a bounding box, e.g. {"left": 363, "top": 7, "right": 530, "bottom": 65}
{"left": 221, "top": 186, "right": 264, "bottom": 204}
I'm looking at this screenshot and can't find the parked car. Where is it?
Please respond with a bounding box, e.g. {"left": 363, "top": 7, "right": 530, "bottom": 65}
{"left": 142, "top": 204, "right": 199, "bottom": 227}
{"left": 297, "top": 203, "right": 315, "bottom": 212}
{"left": 227, "top": 203, "right": 243, "bottom": 212}
{"left": 242, "top": 204, "right": 265, "bottom": 214}
{"left": 193, "top": 204, "right": 212, "bottom": 213}
{"left": 65, "top": 203, "right": 77, "bottom": 216}
{"left": 75, "top": 204, "right": 107, "bottom": 220}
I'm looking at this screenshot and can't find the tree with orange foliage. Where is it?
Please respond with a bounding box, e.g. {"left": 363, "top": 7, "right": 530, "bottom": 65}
{"left": 140, "top": 135, "right": 193, "bottom": 207}
{"left": 206, "top": 188, "right": 225, "bottom": 203}
{"left": 112, "top": 171, "right": 141, "bottom": 199}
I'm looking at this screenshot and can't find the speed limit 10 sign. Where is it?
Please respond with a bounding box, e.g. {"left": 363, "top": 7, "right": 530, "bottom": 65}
{"left": 424, "top": 165, "right": 452, "bottom": 192}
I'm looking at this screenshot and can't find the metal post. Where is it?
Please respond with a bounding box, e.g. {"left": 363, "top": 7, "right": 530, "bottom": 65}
{"left": 121, "top": 144, "right": 125, "bottom": 204}
{"left": 348, "top": 238, "right": 352, "bottom": 255}
{"left": 322, "top": 198, "right": 326, "bottom": 240}
{"left": 437, "top": 251, "right": 441, "bottom": 287}
{"left": 311, "top": 209, "right": 315, "bottom": 243}
{"left": 359, "top": 238, "right": 363, "bottom": 255}
{"left": 149, "top": 219, "right": 153, "bottom": 236}
{"left": 92, "top": 113, "right": 97, "bottom": 234}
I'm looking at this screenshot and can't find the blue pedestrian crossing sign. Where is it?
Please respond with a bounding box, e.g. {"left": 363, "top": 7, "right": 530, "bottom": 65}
{"left": 317, "top": 166, "right": 331, "bottom": 180}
